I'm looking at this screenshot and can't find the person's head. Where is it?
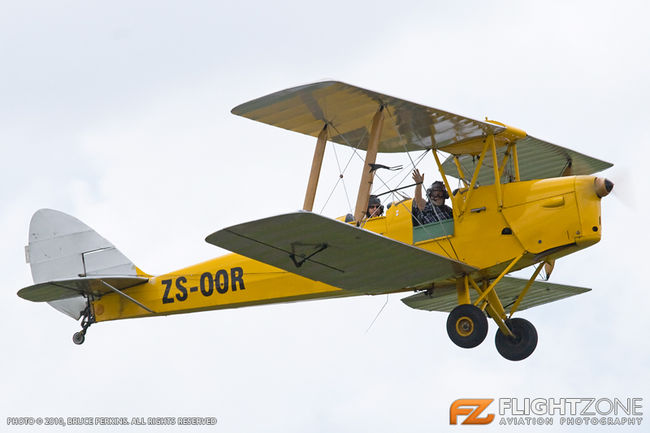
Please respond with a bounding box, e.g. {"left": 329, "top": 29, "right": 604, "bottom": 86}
{"left": 367, "top": 195, "right": 384, "bottom": 218}
{"left": 427, "top": 181, "right": 448, "bottom": 206}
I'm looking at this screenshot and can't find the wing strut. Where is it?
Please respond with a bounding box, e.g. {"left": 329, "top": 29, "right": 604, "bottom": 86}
{"left": 353, "top": 106, "right": 385, "bottom": 222}
{"left": 98, "top": 280, "right": 156, "bottom": 314}
{"left": 303, "top": 124, "right": 328, "bottom": 211}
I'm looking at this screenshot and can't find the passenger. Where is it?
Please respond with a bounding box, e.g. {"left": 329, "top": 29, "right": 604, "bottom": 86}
{"left": 366, "top": 195, "right": 384, "bottom": 219}
{"left": 411, "top": 169, "right": 453, "bottom": 225}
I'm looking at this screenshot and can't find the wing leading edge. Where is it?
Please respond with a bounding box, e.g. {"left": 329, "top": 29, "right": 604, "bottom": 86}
{"left": 232, "top": 81, "right": 504, "bottom": 153}
{"left": 206, "top": 211, "right": 476, "bottom": 294}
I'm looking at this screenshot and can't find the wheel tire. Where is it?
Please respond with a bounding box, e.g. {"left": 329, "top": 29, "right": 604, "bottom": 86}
{"left": 495, "top": 318, "right": 538, "bottom": 361}
{"left": 446, "top": 304, "right": 488, "bottom": 348}
{"left": 72, "top": 331, "right": 85, "bottom": 345}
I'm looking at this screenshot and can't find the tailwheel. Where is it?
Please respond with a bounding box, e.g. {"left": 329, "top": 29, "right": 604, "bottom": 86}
{"left": 446, "top": 304, "right": 488, "bottom": 348}
{"left": 72, "top": 302, "right": 95, "bottom": 346}
{"left": 72, "top": 331, "right": 85, "bottom": 345}
{"left": 495, "top": 318, "right": 538, "bottom": 361}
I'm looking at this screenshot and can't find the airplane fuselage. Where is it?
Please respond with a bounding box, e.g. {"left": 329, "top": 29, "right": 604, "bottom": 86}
{"left": 94, "top": 175, "right": 604, "bottom": 322}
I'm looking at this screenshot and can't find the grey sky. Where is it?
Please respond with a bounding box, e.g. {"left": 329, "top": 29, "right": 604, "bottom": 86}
{"left": 2, "top": 1, "right": 649, "bottom": 432}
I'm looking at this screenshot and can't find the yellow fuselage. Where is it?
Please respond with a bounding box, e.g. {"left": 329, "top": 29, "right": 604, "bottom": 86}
{"left": 94, "top": 175, "right": 603, "bottom": 322}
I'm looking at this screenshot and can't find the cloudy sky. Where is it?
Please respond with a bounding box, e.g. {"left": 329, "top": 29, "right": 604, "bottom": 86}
{"left": 2, "top": 1, "right": 649, "bottom": 432}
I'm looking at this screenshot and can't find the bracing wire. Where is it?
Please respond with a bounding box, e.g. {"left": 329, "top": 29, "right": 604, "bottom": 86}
{"left": 319, "top": 124, "right": 368, "bottom": 215}
{"left": 358, "top": 150, "right": 432, "bottom": 229}
{"left": 332, "top": 143, "right": 353, "bottom": 213}
{"left": 386, "top": 107, "right": 419, "bottom": 170}
{"left": 365, "top": 294, "right": 389, "bottom": 334}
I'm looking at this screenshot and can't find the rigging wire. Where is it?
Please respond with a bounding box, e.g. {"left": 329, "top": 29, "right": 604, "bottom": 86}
{"left": 319, "top": 123, "right": 368, "bottom": 215}
{"left": 358, "top": 150, "right": 431, "bottom": 228}
{"left": 317, "top": 114, "right": 460, "bottom": 262}
{"left": 332, "top": 143, "right": 353, "bottom": 213}
{"left": 387, "top": 107, "right": 419, "bottom": 171}
{"left": 365, "top": 294, "right": 389, "bottom": 334}
{"left": 324, "top": 108, "right": 429, "bottom": 217}
{"left": 319, "top": 175, "right": 344, "bottom": 215}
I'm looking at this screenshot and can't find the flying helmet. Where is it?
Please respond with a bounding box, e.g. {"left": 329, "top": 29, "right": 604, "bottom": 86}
{"left": 427, "top": 181, "right": 449, "bottom": 199}
{"left": 366, "top": 195, "right": 384, "bottom": 217}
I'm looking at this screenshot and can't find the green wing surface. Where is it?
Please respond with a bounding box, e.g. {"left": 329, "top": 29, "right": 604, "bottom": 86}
{"left": 401, "top": 276, "right": 590, "bottom": 312}
{"left": 18, "top": 276, "right": 149, "bottom": 302}
{"left": 206, "top": 211, "right": 476, "bottom": 294}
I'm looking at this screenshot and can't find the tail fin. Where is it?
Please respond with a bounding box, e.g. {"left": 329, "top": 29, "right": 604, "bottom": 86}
{"left": 23, "top": 209, "right": 146, "bottom": 319}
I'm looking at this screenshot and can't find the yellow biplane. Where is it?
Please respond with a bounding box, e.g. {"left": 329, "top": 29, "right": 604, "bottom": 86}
{"left": 19, "top": 81, "right": 614, "bottom": 360}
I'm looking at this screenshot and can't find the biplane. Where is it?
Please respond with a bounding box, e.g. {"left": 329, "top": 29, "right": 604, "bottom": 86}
{"left": 18, "top": 81, "right": 613, "bottom": 361}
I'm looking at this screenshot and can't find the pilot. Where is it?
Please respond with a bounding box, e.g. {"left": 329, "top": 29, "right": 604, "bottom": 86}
{"left": 411, "top": 169, "right": 453, "bottom": 225}
{"left": 365, "top": 195, "right": 384, "bottom": 219}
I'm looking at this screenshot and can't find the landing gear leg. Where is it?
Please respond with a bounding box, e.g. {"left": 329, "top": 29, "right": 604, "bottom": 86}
{"left": 72, "top": 302, "right": 95, "bottom": 345}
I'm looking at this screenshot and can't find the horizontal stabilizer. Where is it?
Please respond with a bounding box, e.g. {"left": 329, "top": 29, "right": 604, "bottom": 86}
{"left": 18, "top": 276, "right": 149, "bottom": 302}
{"left": 401, "top": 276, "right": 590, "bottom": 312}
{"left": 206, "top": 211, "right": 476, "bottom": 294}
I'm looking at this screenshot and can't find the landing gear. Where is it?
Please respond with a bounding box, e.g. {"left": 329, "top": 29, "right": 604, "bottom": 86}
{"left": 447, "top": 267, "right": 542, "bottom": 359}
{"left": 72, "top": 303, "right": 95, "bottom": 345}
{"left": 72, "top": 331, "right": 85, "bottom": 345}
{"left": 446, "top": 304, "right": 488, "bottom": 348}
{"left": 495, "top": 318, "right": 538, "bottom": 361}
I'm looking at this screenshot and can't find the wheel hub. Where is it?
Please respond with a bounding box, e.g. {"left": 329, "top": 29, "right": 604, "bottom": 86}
{"left": 456, "top": 316, "right": 474, "bottom": 337}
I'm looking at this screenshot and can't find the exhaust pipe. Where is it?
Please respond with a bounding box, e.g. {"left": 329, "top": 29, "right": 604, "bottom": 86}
{"left": 594, "top": 178, "right": 614, "bottom": 198}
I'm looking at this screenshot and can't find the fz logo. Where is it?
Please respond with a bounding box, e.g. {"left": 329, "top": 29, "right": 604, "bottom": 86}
{"left": 450, "top": 399, "right": 494, "bottom": 425}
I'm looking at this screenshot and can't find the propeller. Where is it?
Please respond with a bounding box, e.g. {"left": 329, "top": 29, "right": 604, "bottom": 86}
{"left": 600, "top": 167, "right": 634, "bottom": 210}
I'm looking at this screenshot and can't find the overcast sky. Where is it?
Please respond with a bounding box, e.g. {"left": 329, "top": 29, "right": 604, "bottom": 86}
{"left": 2, "top": 1, "right": 649, "bottom": 432}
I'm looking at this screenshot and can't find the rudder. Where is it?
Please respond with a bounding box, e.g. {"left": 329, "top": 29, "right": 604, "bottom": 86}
{"left": 25, "top": 209, "right": 145, "bottom": 319}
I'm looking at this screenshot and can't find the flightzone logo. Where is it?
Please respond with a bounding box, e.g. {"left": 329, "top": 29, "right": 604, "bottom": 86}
{"left": 450, "top": 398, "right": 643, "bottom": 426}
{"left": 450, "top": 399, "right": 495, "bottom": 425}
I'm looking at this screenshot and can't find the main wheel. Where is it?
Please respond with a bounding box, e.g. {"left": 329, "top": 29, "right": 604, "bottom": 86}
{"left": 495, "top": 318, "right": 537, "bottom": 361}
{"left": 446, "top": 304, "right": 488, "bottom": 348}
{"left": 72, "top": 331, "right": 85, "bottom": 345}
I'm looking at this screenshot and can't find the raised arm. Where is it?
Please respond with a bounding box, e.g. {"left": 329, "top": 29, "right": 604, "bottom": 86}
{"left": 412, "top": 169, "right": 426, "bottom": 211}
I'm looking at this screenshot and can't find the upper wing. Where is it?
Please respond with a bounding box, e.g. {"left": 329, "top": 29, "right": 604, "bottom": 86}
{"left": 401, "top": 276, "right": 590, "bottom": 313}
{"left": 441, "top": 135, "right": 613, "bottom": 184}
{"left": 206, "top": 211, "right": 476, "bottom": 294}
{"left": 232, "top": 81, "right": 503, "bottom": 153}
{"left": 233, "top": 81, "right": 612, "bottom": 177}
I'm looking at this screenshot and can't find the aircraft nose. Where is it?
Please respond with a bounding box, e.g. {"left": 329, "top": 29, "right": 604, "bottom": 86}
{"left": 594, "top": 177, "right": 614, "bottom": 198}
